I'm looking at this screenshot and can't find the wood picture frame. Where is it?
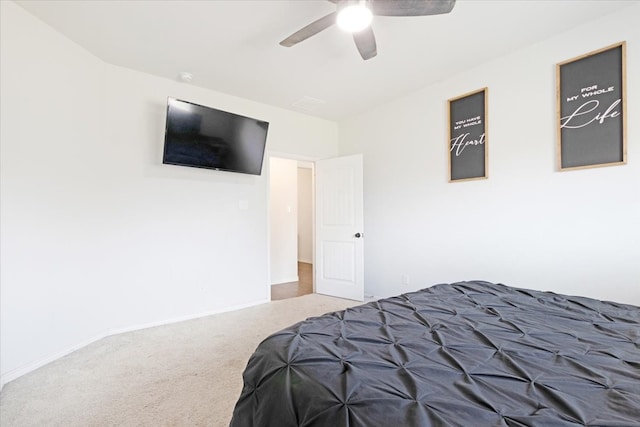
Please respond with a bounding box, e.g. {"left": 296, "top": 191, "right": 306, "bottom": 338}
{"left": 448, "top": 87, "right": 488, "bottom": 182}
{"left": 556, "top": 42, "right": 627, "bottom": 171}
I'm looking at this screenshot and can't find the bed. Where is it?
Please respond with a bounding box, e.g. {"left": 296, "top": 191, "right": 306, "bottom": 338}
{"left": 230, "top": 281, "right": 640, "bottom": 426}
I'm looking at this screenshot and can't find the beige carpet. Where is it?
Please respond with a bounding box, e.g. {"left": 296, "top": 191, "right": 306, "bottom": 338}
{"left": 0, "top": 294, "right": 360, "bottom": 427}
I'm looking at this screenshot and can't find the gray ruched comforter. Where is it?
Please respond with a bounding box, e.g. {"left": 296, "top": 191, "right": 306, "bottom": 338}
{"left": 230, "top": 281, "right": 640, "bottom": 426}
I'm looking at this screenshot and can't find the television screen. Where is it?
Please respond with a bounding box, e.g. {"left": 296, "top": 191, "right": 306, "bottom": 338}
{"left": 163, "top": 98, "right": 269, "bottom": 175}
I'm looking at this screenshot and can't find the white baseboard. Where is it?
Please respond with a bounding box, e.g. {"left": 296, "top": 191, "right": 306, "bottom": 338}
{"left": 0, "top": 332, "right": 108, "bottom": 392}
{"left": 0, "top": 298, "right": 269, "bottom": 391}
{"left": 270, "top": 276, "right": 299, "bottom": 286}
{"left": 108, "top": 299, "right": 269, "bottom": 336}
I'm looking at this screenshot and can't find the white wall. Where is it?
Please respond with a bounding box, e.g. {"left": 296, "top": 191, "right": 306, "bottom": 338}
{"left": 0, "top": 1, "right": 338, "bottom": 387}
{"left": 339, "top": 5, "right": 640, "bottom": 305}
{"left": 297, "top": 167, "right": 313, "bottom": 264}
{"left": 269, "top": 157, "right": 299, "bottom": 284}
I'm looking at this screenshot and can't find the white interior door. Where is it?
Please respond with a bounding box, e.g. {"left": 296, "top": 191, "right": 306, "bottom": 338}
{"left": 315, "top": 154, "right": 364, "bottom": 301}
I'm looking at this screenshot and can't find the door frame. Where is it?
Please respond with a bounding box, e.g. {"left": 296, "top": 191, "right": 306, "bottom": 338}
{"left": 266, "top": 151, "right": 317, "bottom": 300}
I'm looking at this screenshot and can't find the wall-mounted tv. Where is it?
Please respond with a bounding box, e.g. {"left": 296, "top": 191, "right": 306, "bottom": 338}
{"left": 163, "top": 97, "right": 269, "bottom": 175}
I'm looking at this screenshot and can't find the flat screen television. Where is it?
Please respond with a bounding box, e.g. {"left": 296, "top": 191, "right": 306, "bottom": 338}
{"left": 163, "top": 97, "right": 269, "bottom": 175}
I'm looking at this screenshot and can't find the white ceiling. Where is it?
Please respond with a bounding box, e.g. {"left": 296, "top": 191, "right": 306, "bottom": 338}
{"left": 16, "top": 0, "right": 636, "bottom": 121}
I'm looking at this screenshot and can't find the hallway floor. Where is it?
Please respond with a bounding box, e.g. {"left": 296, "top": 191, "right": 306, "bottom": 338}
{"left": 271, "top": 262, "right": 312, "bottom": 301}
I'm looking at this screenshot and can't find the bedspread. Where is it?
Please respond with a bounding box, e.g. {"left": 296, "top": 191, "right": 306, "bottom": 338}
{"left": 230, "top": 281, "right": 640, "bottom": 426}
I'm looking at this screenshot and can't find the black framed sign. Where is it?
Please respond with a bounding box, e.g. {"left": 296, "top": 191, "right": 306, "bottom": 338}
{"left": 448, "top": 88, "right": 488, "bottom": 182}
{"left": 557, "top": 42, "right": 627, "bottom": 171}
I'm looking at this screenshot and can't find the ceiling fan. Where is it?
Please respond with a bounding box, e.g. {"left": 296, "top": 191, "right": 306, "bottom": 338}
{"left": 279, "top": 0, "right": 457, "bottom": 60}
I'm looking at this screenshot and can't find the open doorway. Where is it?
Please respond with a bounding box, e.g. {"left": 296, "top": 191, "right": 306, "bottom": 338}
{"left": 269, "top": 157, "right": 314, "bottom": 300}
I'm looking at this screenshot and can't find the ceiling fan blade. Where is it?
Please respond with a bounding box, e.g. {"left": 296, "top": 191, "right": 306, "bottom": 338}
{"left": 353, "top": 26, "right": 377, "bottom": 60}
{"left": 280, "top": 11, "right": 338, "bottom": 47}
{"left": 370, "top": 0, "right": 456, "bottom": 17}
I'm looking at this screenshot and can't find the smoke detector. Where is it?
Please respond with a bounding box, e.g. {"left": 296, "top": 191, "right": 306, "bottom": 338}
{"left": 178, "top": 72, "right": 193, "bottom": 83}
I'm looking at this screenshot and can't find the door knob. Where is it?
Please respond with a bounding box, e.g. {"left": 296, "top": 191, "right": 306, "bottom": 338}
{"left": 354, "top": 232, "right": 362, "bottom": 238}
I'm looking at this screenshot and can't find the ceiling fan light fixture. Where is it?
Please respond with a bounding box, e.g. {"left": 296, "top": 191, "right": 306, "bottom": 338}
{"left": 337, "top": 2, "right": 372, "bottom": 33}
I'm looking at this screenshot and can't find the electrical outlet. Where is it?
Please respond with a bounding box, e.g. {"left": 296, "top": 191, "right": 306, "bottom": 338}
{"left": 402, "top": 274, "right": 410, "bottom": 286}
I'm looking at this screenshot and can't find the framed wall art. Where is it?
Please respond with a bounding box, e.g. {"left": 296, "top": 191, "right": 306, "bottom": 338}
{"left": 556, "top": 42, "right": 626, "bottom": 171}
{"left": 448, "top": 87, "right": 488, "bottom": 182}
